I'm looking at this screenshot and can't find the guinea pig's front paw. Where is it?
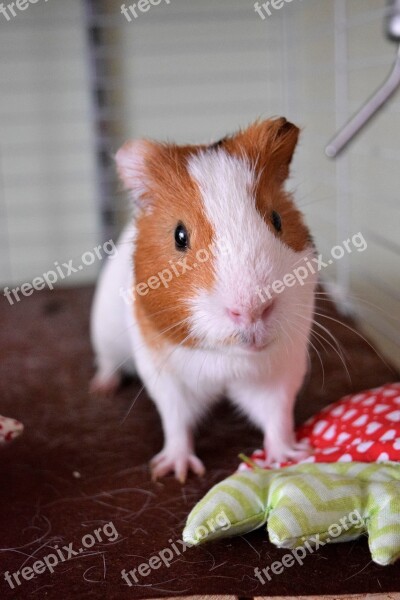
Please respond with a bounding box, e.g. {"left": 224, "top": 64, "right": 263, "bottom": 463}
{"left": 150, "top": 448, "right": 205, "bottom": 484}
{"left": 89, "top": 371, "right": 121, "bottom": 397}
{"left": 264, "top": 440, "right": 313, "bottom": 465}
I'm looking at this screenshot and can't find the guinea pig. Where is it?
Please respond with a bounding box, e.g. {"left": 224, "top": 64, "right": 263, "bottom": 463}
{"left": 90, "top": 118, "right": 317, "bottom": 483}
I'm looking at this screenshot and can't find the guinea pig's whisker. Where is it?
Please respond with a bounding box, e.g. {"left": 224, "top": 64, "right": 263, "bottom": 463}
{"left": 313, "top": 292, "right": 400, "bottom": 323}
{"left": 293, "top": 308, "right": 351, "bottom": 372}
{"left": 310, "top": 326, "right": 351, "bottom": 382}
{"left": 137, "top": 306, "right": 187, "bottom": 320}
{"left": 307, "top": 326, "right": 329, "bottom": 353}
{"left": 104, "top": 308, "right": 190, "bottom": 355}
{"left": 313, "top": 311, "right": 388, "bottom": 359}
{"left": 124, "top": 315, "right": 192, "bottom": 375}
{"left": 196, "top": 350, "right": 210, "bottom": 391}
{"left": 121, "top": 384, "right": 147, "bottom": 424}
{"left": 105, "top": 317, "right": 192, "bottom": 416}
{"left": 279, "top": 322, "right": 291, "bottom": 359}
{"left": 146, "top": 330, "right": 197, "bottom": 410}
{"left": 143, "top": 317, "right": 191, "bottom": 346}
{"left": 312, "top": 319, "right": 348, "bottom": 356}
{"left": 122, "top": 317, "right": 193, "bottom": 423}
{"left": 283, "top": 316, "right": 320, "bottom": 378}
{"left": 305, "top": 333, "right": 324, "bottom": 383}
{"left": 303, "top": 309, "right": 393, "bottom": 372}
{"left": 310, "top": 328, "right": 342, "bottom": 360}
{"left": 283, "top": 315, "right": 325, "bottom": 385}
{"left": 294, "top": 304, "right": 347, "bottom": 351}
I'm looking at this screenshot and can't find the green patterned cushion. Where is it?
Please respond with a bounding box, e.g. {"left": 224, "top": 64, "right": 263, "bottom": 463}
{"left": 183, "top": 462, "right": 400, "bottom": 566}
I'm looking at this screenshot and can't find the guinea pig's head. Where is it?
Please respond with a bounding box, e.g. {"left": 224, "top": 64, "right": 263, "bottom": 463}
{"left": 116, "top": 118, "right": 316, "bottom": 354}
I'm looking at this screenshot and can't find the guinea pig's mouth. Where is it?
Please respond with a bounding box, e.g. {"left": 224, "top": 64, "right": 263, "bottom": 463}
{"left": 238, "top": 332, "right": 273, "bottom": 353}
{"left": 245, "top": 342, "right": 270, "bottom": 352}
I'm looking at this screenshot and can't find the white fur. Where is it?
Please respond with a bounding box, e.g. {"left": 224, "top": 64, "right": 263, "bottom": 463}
{"left": 90, "top": 225, "right": 137, "bottom": 392}
{"left": 115, "top": 140, "right": 151, "bottom": 204}
{"left": 91, "top": 147, "right": 317, "bottom": 480}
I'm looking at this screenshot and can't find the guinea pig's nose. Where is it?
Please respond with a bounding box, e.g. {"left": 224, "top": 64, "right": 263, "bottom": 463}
{"left": 227, "top": 307, "right": 247, "bottom": 325}
{"left": 227, "top": 302, "right": 274, "bottom": 326}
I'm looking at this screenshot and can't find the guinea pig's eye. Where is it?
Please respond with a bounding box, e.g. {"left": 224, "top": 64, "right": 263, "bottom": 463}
{"left": 271, "top": 210, "right": 282, "bottom": 233}
{"left": 174, "top": 222, "right": 190, "bottom": 251}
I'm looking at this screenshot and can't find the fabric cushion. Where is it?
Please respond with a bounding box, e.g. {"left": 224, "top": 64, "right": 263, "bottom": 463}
{"left": 240, "top": 383, "right": 400, "bottom": 470}
{"left": 183, "top": 462, "right": 400, "bottom": 566}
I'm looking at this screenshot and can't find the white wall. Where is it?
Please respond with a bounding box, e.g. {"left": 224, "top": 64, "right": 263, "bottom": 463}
{"left": 0, "top": 0, "right": 99, "bottom": 288}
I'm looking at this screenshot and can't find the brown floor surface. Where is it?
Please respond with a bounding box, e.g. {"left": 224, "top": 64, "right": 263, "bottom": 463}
{"left": 0, "top": 285, "right": 399, "bottom": 599}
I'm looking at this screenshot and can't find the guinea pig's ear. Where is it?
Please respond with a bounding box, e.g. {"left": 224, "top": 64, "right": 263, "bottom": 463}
{"left": 267, "top": 117, "right": 300, "bottom": 183}
{"left": 115, "top": 139, "right": 158, "bottom": 202}
{"left": 228, "top": 118, "right": 300, "bottom": 185}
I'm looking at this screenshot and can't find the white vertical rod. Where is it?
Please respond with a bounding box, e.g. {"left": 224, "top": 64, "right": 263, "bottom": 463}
{"left": 333, "top": 0, "right": 351, "bottom": 309}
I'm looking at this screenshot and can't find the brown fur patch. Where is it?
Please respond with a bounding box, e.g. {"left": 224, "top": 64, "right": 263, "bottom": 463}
{"left": 222, "top": 118, "right": 310, "bottom": 252}
{"left": 131, "top": 143, "right": 215, "bottom": 349}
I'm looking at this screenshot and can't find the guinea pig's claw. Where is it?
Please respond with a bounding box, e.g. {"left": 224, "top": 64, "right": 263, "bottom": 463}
{"left": 264, "top": 440, "right": 314, "bottom": 465}
{"left": 150, "top": 450, "right": 205, "bottom": 484}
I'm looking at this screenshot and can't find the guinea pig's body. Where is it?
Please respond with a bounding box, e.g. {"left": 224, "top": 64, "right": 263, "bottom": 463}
{"left": 91, "top": 119, "right": 317, "bottom": 482}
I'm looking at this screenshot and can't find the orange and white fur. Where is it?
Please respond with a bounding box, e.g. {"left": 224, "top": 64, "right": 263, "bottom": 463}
{"left": 91, "top": 118, "right": 317, "bottom": 482}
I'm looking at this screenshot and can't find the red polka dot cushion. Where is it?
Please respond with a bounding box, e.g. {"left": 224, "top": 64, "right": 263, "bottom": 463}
{"left": 241, "top": 382, "right": 400, "bottom": 470}
{"left": 0, "top": 415, "right": 24, "bottom": 444}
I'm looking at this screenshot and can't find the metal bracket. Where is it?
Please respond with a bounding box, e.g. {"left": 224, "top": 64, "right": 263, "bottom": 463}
{"left": 326, "top": 0, "right": 400, "bottom": 158}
